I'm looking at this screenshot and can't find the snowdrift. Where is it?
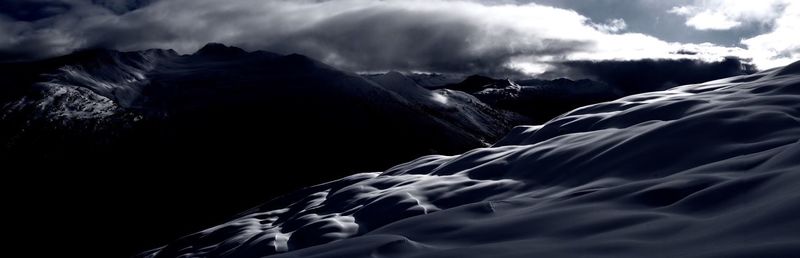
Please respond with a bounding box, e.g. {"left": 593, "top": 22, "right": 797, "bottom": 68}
{"left": 141, "top": 63, "right": 800, "bottom": 258}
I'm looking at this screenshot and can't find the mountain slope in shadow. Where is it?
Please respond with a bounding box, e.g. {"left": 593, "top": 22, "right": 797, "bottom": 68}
{"left": 1, "top": 43, "right": 518, "bottom": 169}
{"left": 0, "top": 43, "right": 520, "bottom": 257}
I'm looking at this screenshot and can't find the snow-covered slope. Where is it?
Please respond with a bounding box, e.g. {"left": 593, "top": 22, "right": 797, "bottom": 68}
{"left": 142, "top": 61, "right": 800, "bottom": 258}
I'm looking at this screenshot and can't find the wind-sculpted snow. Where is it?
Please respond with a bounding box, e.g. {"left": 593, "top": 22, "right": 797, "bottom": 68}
{"left": 43, "top": 49, "right": 174, "bottom": 108}
{"left": 1, "top": 49, "right": 170, "bottom": 121}
{"left": 142, "top": 62, "right": 800, "bottom": 258}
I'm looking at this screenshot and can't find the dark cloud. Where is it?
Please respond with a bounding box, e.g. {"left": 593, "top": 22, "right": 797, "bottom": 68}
{"left": 0, "top": 0, "right": 72, "bottom": 21}
{"left": 91, "top": 0, "right": 159, "bottom": 14}
{"left": 673, "top": 49, "right": 699, "bottom": 55}
{"left": 0, "top": 0, "right": 603, "bottom": 75}
{"left": 0, "top": 33, "right": 68, "bottom": 61}
{"left": 0, "top": 0, "right": 791, "bottom": 74}
{"left": 0, "top": 0, "right": 154, "bottom": 21}
{"left": 261, "top": 7, "right": 590, "bottom": 76}
{"left": 0, "top": 0, "right": 159, "bottom": 62}
{"left": 545, "top": 57, "right": 758, "bottom": 93}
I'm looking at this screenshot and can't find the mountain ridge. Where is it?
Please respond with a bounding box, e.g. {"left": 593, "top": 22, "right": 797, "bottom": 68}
{"left": 0, "top": 43, "right": 519, "bottom": 257}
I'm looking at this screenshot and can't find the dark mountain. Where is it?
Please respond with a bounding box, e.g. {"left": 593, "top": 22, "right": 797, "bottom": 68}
{"left": 475, "top": 78, "right": 622, "bottom": 123}
{"left": 1, "top": 44, "right": 518, "bottom": 167}
{"left": 0, "top": 44, "right": 518, "bottom": 257}
{"left": 433, "top": 58, "right": 755, "bottom": 124}
{"left": 552, "top": 57, "right": 759, "bottom": 94}
{"left": 438, "top": 75, "right": 621, "bottom": 123}
{"left": 440, "top": 74, "right": 517, "bottom": 93}
{"left": 405, "top": 72, "right": 466, "bottom": 88}
{"left": 363, "top": 71, "right": 529, "bottom": 140}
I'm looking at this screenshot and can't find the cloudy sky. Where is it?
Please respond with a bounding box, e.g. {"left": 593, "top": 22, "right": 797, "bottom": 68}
{"left": 0, "top": 0, "right": 797, "bottom": 75}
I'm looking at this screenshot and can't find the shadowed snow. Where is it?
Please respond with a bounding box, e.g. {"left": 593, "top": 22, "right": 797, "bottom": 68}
{"left": 141, "top": 62, "right": 800, "bottom": 257}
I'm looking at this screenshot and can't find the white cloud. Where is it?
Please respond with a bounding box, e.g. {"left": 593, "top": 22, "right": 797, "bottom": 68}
{"left": 684, "top": 10, "right": 741, "bottom": 30}
{"left": 669, "top": 0, "right": 788, "bottom": 30}
{"left": 667, "top": 6, "right": 693, "bottom": 16}
{"left": 114, "top": 0, "right": 749, "bottom": 74}
{"left": 591, "top": 18, "right": 627, "bottom": 33}
{"left": 665, "top": 0, "right": 799, "bottom": 69}
{"left": 742, "top": 2, "right": 800, "bottom": 68}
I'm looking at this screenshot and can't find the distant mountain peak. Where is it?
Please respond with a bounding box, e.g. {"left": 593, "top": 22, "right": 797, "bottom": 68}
{"left": 445, "top": 74, "right": 516, "bottom": 93}
{"left": 195, "top": 43, "right": 247, "bottom": 57}
{"left": 66, "top": 48, "right": 178, "bottom": 61}
{"left": 142, "top": 48, "right": 179, "bottom": 57}
{"left": 284, "top": 53, "right": 323, "bottom": 62}
{"left": 551, "top": 78, "right": 575, "bottom": 84}
{"left": 382, "top": 71, "right": 409, "bottom": 79}
{"left": 368, "top": 71, "right": 420, "bottom": 89}
{"left": 280, "top": 53, "right": 331, "bottom": 69}
{"left": 70, "top": 47, "right": 120, "bottom": 58}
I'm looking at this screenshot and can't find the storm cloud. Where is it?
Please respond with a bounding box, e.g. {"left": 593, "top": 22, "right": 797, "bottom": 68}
{"left": 0, "top": 0, "right": 797, "bottom": 76}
